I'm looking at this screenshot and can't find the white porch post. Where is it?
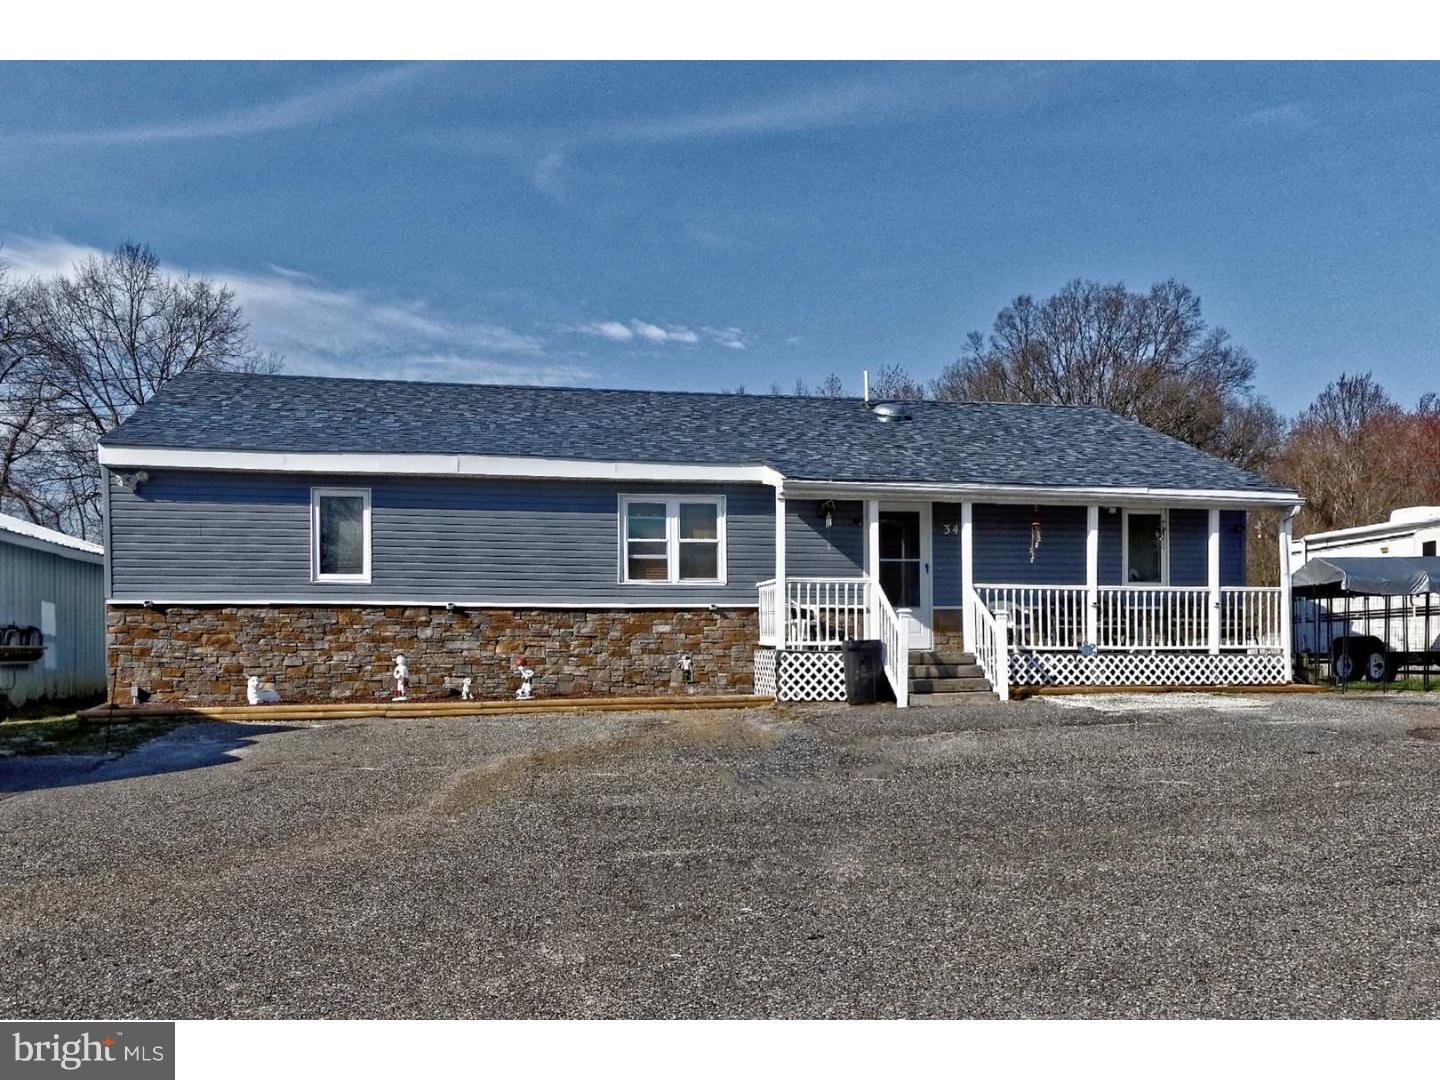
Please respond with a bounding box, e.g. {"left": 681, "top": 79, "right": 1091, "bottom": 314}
{"left": 1085, "top": 505, "right": 1099, "bottom": 647}
{"left": 1278, "top": 509, "right": 1295, "bottom": 680}
{"left": 865, "top": 498, "right": 880, "bottom": 637}
{"left": 1207, "top": 508, "right": 1222, "bottom": 655}
{"left": 774, "top": 488, "right": 787, "bottom": 647}
{"left": 960, "top": 501, "right": 975, "bottom": 649}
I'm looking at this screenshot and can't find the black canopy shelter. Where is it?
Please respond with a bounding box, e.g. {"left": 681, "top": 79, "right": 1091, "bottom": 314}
{"left": 1292, "top": 556, "right": 1440, "bottom": 688}
{"left": 1292, "top": 556, "right": 1440, "bottom": 598}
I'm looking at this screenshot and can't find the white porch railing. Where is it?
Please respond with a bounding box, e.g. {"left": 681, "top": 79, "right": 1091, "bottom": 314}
{"left": 970, "top": 587, "right": 1009, "bottom": 701}
{"left": 973, "top": 583, "right": 1285, "bottom": 653}
{"left": 1097, "top": 586, "right": 1211, "bottom": 650}
{"left": 1219, "top": 587, "right": 1284, "bottom": 650}
{"left": 784, "top": 577, "right": 870, "bottom": 647}
{"left": 871, "top": 583, "right": 909, "bottom": 709}
{"left": 976, "top": 585, "right": 1088, "bottom": 650}
{"left": 757, "top": 576, "right": 907, "bottom": 705}
{"left": 757, "top": 579, "right": 779, "bottom": 645}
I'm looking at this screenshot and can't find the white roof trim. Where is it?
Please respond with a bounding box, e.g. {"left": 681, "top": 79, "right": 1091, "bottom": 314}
{"left": 98, "top": 445, "right": 785, "bottom": 486}
{"left": 97, "top": 445, "right": 1297, "bottom": 508}
{"left": 0, "top": 512, "right": 105, "bottom": 564}
{"left": 781, "top": 479, "right": 1302, "bottom": 510}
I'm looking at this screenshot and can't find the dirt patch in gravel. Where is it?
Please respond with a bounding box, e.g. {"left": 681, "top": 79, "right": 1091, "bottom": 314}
{"left": 429, "top": 709, "right": 781, "bottom": 815}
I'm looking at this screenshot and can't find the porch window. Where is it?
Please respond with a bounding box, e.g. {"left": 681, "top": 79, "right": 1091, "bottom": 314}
{"left": 311, "top": 487, "right": 371, "bottom": 583}
{"left": 1124, "top": 510, "right": 1168, "bottom": 584}
{"left": 621, "top": 495, "right": 726, "bottom": 584}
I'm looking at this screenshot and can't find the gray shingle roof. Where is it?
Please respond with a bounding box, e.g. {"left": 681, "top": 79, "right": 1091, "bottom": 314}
{"left": 100, "top": 371, "right": 1295, "bottom": 495}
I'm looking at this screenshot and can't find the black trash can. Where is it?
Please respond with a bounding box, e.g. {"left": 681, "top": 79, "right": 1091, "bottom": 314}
{"left": 842, "top": 639, "right": 884, "bottom": 705}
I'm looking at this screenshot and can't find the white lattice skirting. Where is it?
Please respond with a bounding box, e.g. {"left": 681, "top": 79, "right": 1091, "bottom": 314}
{"left": 753, "top": 648, "right": 777, "bottom": 697}
{"left": 754, "top": 648, "right": 847, "bottom": 702}
{"left": 1009, "top": 651, "right": 1291, "bottom": 688}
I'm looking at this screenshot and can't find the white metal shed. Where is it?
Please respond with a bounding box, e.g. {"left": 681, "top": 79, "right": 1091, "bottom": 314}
{"left": 0, "top": 513, "right": 106, "bottom": 708}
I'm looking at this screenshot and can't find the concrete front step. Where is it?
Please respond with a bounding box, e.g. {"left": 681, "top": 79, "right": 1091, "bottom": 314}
{"left": 910, "top": 676, "right": 993, "bottom": 694}
{"left": 909, "top": 650, "right": 976, "bottom": 667}
{"left": 909, "top": 663, "right": 986, "bottom": 680}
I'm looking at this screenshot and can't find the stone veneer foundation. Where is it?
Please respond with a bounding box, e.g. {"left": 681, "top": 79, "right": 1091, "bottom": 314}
{"left": 106, "top": 605, "right": 759, "bottom": 704}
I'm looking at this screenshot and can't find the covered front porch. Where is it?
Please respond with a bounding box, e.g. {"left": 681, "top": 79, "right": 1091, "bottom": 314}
{"left": 755, "top": 489, "right": 1298, "bottom": 705}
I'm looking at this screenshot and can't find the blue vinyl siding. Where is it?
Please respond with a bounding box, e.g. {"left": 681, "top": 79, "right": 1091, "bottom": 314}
{"left": 973, "top": 504, "right": 1088, "bottom": 585}
{"left": 934, "top": 503, "right": 963, "bottom": 606}
{"left": 1222, "top": 510, "right": 1247, "bottom": 585}
{"left": 1168, "top": 509, "right": 1208, "bottom": 586}
{"left": 971, "top": 504, "right": 1246, "bottom": 587}
{"left": 787, "top": 499, "right": 864, "bottom": 577}
{"left": 1099, "top": 509, "right": 1124, "bottom": 585}
{"left": 1164, "top": 509, "right": 1246, "bottom": 585}
{"left": 108, "top": 471, "right": 774, "bottom": 605}
{"left": 108, "top": 473, "right": 1251, "bottom": 606}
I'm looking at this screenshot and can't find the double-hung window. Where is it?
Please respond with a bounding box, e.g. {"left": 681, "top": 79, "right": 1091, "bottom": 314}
{"left": 620, "top": 495, "right": 726, "bottom": 584}
{"left": 311, "top": 487, "right": 372, "bottom": 583}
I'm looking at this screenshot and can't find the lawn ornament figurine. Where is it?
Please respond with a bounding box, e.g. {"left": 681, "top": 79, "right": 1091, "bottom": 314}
{"left": 461, "top": 677, "right": 473, "bottom": 701}
{"left": 247, "top": 675, "right": 280, "bottom": 705}
{"left": 392, "top": 654, "right": 409, "bottom": 702}
{"left": 514, "top": 656, "right": 535, "bottom": 701}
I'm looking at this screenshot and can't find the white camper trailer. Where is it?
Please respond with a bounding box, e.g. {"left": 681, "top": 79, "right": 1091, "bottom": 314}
{"left": 1290, "top": 505, "right": 1440, "bottom": 563}
{"left": 1290, "top": 507, "right": 1440, "bottom": 683}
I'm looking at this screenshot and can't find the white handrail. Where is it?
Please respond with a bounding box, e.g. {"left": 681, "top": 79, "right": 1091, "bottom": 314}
{"left": 970, "top": 586, "right": 1009, "bottom": 700}
{"left": 871, "top": 583, "right": 909, "bottom": 708}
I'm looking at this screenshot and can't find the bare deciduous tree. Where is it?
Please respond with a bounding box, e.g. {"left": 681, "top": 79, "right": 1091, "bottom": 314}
{"left": 1273, "top": 372, "right": 1418, "bottom": 538}
{"left": 0, "top": 265, "right": 77, "bottom": 528}
{"left": 7, "top": 242, "right": 280, "bottom": 538}
{"left": 932, "top": 279, "right": 1276, "bottom": 469}
{"left": 868, "top": 363, "right": 925, "bottom": 401}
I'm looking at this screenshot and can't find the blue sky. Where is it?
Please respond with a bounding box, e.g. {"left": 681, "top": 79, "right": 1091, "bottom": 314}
{"left": 1, "top": 61, "right": 1436, "bottom": 413}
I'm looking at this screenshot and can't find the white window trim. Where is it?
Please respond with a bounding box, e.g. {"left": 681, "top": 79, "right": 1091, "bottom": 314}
{"left": 618, "top": 494, "right": 727, "bottom": 585}
{"left": 311, "top": 486, "right": 372, "bottom": 584}
{"left": 1121, "top": 507, "right": 1170, "bottom": 586}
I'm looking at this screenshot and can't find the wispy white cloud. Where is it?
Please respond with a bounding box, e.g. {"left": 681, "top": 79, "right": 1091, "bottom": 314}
{"left": 578, "top": 319, "right": 745, "bottom": 350}
{"left": 442, "top": 73, "right": 941, "bottom": 201}
{"left": 1240, "top": 102, "right": 1316, "bottom": 130}
{"left": 5, "top": 63, "right": 438, "bottom": 148}
{"left": 598, "top": 81, "right": 910, "bottom": 145}
{"left": 702, "top": 326, "right": 747, "bottom": 351}
{"left": 2, "top": 234, "right": 588, "bottom": 386}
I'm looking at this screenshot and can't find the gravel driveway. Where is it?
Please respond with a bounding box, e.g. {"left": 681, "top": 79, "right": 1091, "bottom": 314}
{"left": 2, "top": 691, "right": 1439, "bottom": 1018}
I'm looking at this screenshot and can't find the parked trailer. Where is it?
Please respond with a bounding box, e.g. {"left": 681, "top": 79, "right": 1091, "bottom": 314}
{"left": 1291, "top": 505, "right": 1440, "bottom": 563}
{"left": 1291, "top": 556, "right": 1440, "bottom": 684}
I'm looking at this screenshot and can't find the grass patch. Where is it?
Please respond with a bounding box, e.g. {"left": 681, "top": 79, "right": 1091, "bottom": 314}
{"left": 0, "top": 696, "right": 184, "bottom": 758}
{"left": 1337, "top": 677, "right": 1440, "bottom": 692}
